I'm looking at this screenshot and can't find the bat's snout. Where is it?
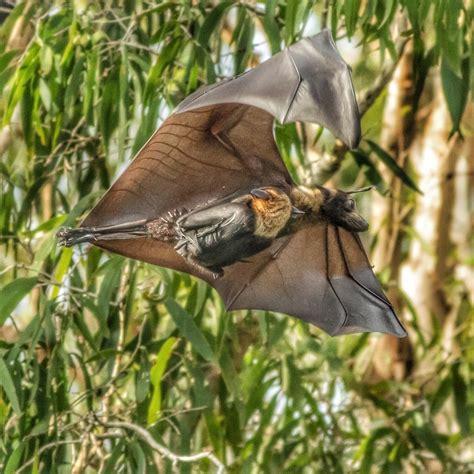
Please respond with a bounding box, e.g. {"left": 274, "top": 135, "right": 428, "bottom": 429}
{"left": 347, "top": 213, "right": 369, "bottom": 232}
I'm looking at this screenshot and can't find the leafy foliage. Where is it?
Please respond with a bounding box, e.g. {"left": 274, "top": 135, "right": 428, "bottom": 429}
{"left": 0, "top": 1, "right": 472, "bottom": 472}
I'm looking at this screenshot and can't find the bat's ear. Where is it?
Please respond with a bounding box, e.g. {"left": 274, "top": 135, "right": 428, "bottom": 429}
{"left": 347, "top": 186, "right": 374, "bottom": 194}
{"left": 250, "top": 188, "right": 271, "bottom": 200}
{"left": 291, "top": 206, "right": 305, "bottom": 217}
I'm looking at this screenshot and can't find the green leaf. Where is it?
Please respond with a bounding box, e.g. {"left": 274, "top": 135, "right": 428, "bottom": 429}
{"left": 0, "top": 358, "right": 21, "bottom": 415}
{"left": 452, "top": 362, "right": 470, "bottom": 435}
{"left": 356, "top": 427, "right": 393, "bottom": 473}
{"left": 344, "top": 0, "right": 361, "bottom": 38}
{"left": 366, "top": 140, "right": 422, "bottom": 193}
{"left": 0, "top": 277, "right": 37, "bottom": 325}
{"left": 0, "top": 49, "right": 18, "bottom": 73}
{"left": 430, "top": 374, "right": 452, "bottom": 415}
{"left": 4, "top": 441, "right": 25, "bottom": 474}
{"left": 144, "top": 38, "right": 181, "bottom": 102}
{"left": 129, "top": 441, "right": 147, "bottom": 473}
{"left": 197, "top": 1, "right": 233, "bottom": 47}
{"left": 50, "top": 247, "right": 72, "bottom": 300}
{"left": 97, "top": 257, "right": 124, "bottom": 321}
{"left": 351, "top": 150, "right": 387, "bottom": 192}
{"left": 262, "top": 0, "right": 281, "bottom": 54}
{"left": 441, "top": 58, "right": 469, "bottom": 135}
{"left": 412, "top": 424, "right": 445, "bottom": 459}
{"left": 38, "top": 78, "right": 52, "bottom": 111}
{"left": 165, "top": 299, "right": 214, "bottom": 362}
{"left": 147, "top": 337, "right": 176, "bottom": 425}
{"left": 103, "top": 440, "right": 125, "bottom": 473}
{"left": 64, "top": 55, "right": 85, "bottom": 118}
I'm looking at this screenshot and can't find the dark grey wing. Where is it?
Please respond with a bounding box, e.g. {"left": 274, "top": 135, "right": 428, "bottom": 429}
{"left": 212, "top": 222, "right": 406, "bottom": 337}
{"left": 176, "top": 29, "right": 360, "bottom": 148}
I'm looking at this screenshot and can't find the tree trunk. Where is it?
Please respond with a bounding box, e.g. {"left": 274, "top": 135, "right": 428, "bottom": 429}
{"left": 364, "top": 44, "right": 418, "bottom": 383}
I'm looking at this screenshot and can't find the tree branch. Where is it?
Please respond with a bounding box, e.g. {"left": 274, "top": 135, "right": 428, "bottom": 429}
{"left": 103, "top": 420, "right": 225, "bottom": 473}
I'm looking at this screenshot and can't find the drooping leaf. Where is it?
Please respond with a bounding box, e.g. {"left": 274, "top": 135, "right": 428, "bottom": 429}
{"left": 0, "top": 277, "right": 37, "bottom": 325}
{"left": 367, "top": 139, "right": 422, "bottom": 193}
{"left": 147, "top": 337, "right": 177, "bottom": 424}
{"left": 441, "top": 58, "right": 470, "bottom": 135}
{"left": 165, "top": 299, "right": 214, "bottom": 362}
{"left": 0, "top": 358, "right": 21, "bottom": 415}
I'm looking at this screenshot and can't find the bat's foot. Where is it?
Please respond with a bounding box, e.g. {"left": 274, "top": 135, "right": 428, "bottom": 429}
{"left": 210, "top": 267, "right": 224, "bottom": 280}
{"left": 56, "top": 227, "right": 95, "bottom": 247}
{"left": 184, "top": 255, "right": 223, "bottom": 280}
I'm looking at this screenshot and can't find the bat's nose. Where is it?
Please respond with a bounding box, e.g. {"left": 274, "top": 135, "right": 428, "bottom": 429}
{"left": 351, "top": 215, "right": 369, "bottom": 232}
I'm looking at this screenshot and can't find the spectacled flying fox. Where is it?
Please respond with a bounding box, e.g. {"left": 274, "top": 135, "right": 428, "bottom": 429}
{"left": 57, "top": 30, "right": 406, "bottom": 338}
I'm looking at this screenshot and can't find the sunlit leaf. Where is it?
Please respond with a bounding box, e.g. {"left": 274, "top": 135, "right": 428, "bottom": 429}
{"left": 165, "top": 299, "right": 214, "bottom": 362}
{"left": 147, "top": 337, "right": 177, "bottom": 424}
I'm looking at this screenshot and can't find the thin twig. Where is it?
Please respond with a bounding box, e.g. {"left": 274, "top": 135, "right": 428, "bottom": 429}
{"left": 103, "top": 420, "right": 225, "bottom": 473}
{"left": 17, "top": 440, "right": 82, "bottom": 473}
{"left": 358, "top": 38, "right": 410, "bottom": 116}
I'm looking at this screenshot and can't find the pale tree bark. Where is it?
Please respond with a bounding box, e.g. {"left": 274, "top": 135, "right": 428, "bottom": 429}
{"left": 364, "top": 43, "right": 418, "bottom": 382}
{"left": 0, "top": 0, "right": 35, "bottom": 155}
{"left": 396, "top": 84, "right": 472, "bottom": 441}
{"left": 366, "top": 64, "right": 470, "bottom": 387}
{"left": 399, "top": 93, "right": 470, "bottom": 369}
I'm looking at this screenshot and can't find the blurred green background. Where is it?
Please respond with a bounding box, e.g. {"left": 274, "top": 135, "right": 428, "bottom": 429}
{"left": 0, "top": 0, "right": 472, "bottom": 472}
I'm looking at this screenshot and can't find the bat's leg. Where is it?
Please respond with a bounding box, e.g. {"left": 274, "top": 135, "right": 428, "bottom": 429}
{"left": 186, "top": 256, "right": 223, "bottom": 280}
{"left": 56, "top": 220, "right": 148, "bottom": 247}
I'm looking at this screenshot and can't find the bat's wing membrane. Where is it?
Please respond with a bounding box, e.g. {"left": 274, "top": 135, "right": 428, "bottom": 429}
{"left": 81, "top": 104, "right": 290, "bottom": 275}
{"left": 176, "top": 29, "right": 360, "bottom": 148}
{"left": 213, "top": 222, "right": 406, "bottom": 337}
{"left": 81, "top": 29, "right": 360, "bottom": 272}
{"left": 77, "top": 29, "right": 388, "bottom": 335}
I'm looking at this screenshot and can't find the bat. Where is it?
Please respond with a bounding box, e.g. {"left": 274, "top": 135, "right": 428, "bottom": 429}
{"left": 57, "top": 29, "right": 407, "bottom": 338}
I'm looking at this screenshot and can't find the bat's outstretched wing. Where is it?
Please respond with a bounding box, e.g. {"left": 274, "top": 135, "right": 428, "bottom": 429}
{"left": 213, "top": 223, "right": 406, "bottom": 337}
{"left": 176, "top": 29, "right": 360, "bottom": 148}
{"left": 81, "top": 104, "right": 291, "bottom": 277}
{"left": 81, "top": 29, "right": 360, "bottom": 276}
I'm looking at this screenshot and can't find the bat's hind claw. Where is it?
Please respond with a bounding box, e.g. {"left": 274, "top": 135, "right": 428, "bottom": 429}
{"left": 56, "top": 227, "right": 94, "bottom": 247}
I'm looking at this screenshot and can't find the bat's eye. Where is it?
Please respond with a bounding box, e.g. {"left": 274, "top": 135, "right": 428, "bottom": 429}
{"left": 347, "top": 199, "right": 355, "bottom": 210}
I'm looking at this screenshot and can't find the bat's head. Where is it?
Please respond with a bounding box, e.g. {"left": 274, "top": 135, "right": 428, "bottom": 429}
{"left": 320, "top": 188, "right": 369, "bottom": 233}
{"left": 249, "top": 187, "right": 298, "bottom": 238}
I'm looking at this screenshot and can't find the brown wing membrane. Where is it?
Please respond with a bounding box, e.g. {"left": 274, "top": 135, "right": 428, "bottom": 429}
{"left": 82, "top": 104, "right": 292, "bottom": 271}
{"left": 213, "top": 223, "right": 406, "bottom": 337}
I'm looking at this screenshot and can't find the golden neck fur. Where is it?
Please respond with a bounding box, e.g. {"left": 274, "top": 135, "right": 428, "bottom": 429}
{"left": 291, "top": 186, "right": 325, "bottom": 214}
{"left": 251, "top": 192, "right": 292, "bottom": 239}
